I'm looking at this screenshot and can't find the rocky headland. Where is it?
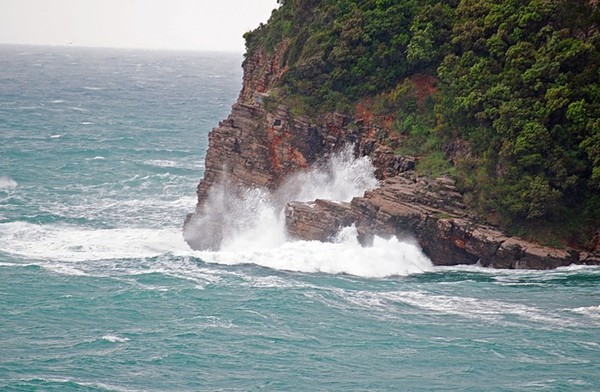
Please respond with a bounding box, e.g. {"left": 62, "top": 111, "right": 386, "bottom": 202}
{"left": 184, "top": 42, "right": 600, "bottom": 270}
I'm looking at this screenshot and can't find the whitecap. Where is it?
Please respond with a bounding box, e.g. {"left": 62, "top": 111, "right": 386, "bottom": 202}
{"left": 141, "top": 159, "right": 202, "bottom": 171}
{"left": 69, "top": 106, "right": 88, "bottom": 112}
{"left": 571, "top": 305, "right": 600, "bottom": 319}
{"left": 143, "top": 159, "right": 179, "bottom": 168}
{"left": 375, "top": 290, "right": 576, "bottom": 328}
{"left": 81, "top": 121, "right": 93, "bottom": 125}
{"left": 43, "top": 263, "right": 89, "bottom": 276}
{"left": 102, "top": 334, "right": 129, "bottom": 343}
{"left": 0, "top": 222, "right": 191, "bottom": 262}
{"left": 0, "top": 176, "right": 17, "bottom": 190}
{"left": 0, "top": 262, "right": 21, "bottom": 267}
{"left": 50, "top": 134, "right": 61, "bottom": 138}
{"left": 50, "top": 99, "right": 65, "bottom": 104}
{"left": 16, "top": 377, "right": 137, "bottom": 392}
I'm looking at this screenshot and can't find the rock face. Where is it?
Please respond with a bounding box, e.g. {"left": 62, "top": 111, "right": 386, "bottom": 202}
{"left": 185, "top": 40, "right": 600, "bottom": 269}
{"left": 286, "top": 174, "right": 600, "bottom": 269}
{"left": 239, "top": 41, "right": 290, "bottom": 105}
{"left": 193, "top": 103, "right": 321, "bottom": 209}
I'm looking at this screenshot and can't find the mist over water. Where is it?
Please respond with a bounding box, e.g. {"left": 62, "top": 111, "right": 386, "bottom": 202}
{"left": 1, "top": 46, "right": 599, "bottom": 391}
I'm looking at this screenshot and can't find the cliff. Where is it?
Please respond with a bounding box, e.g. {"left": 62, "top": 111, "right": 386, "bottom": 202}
{"left": 286, "top": 174, "right": 600, "bottom": 269}
{"left": 183, "top": 44, "right": 600, "bottom": 269}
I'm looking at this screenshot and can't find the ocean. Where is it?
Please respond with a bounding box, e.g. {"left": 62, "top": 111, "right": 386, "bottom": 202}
{"left": 1, "top": 45, "right": 599, "bottom": 391}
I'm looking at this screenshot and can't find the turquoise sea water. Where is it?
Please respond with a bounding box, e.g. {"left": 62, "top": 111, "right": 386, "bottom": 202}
{"left": 1, "top": 45, "right": 599, "bottom": 391}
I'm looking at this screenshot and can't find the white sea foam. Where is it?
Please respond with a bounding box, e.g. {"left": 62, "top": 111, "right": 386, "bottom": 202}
{"left": 17, "top": 377, "right": 138, "bottom": 392}
{"left": 0, "top": 222, "right": 190, "bottom": 262}
{"left": 0, "top": 262, "right": 22, "bottom": 267}
{"left": 50, "top": 134, "right": 62, "bottom": 138}
{"left": 240, "top": 274, "right": 317, "bottom": 290}
{"left": 144, "top": 159, "right": 179, "bottom": 168}
{"left": 571, "top": 305, "right": 600, "bottom": 319}
{"left": 142, "top": 159, "right": 201, "bottom": 170}
{"left": 198, "top": 226, "right": 433, "bottom": 278}
{"left": 0, "top": 146, "right": 431, "bottom": 278}
{"left": 374, "top": 290, "right": 578, "bottom": 327}
{"left": 0, "top": 176, "right": 17, "bottom": 190}
{"left": 102, "top": 334, "right": 130, "bottom": 343}
{"left": 0, "top": 221, "right": 431, "bottom": 278}
{"left": 37, "top": 194, "right": 198, "bottom": 229}
{"left": 312, "top": 287, "right": 586, "bottom": 328}
{"left": 185, "top": 146, "right": 379, "bottom": 251}
{"left": 181, "top": 146, "right": 432, "bottom": 277}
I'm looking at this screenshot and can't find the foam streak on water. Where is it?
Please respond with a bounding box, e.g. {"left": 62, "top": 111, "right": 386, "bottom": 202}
{"left": 0, "top": 46, "right": 599, "bottom": 391}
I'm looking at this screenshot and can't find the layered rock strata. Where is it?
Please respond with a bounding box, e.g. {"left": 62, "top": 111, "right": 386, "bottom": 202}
{"left": 286, "top": 174, "right": 600, "bottom": 269}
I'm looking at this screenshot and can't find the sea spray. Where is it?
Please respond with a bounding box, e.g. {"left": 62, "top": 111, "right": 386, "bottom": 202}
{"left": 198, "top": 226, "right": 434, "bottom": 277}
{"left": 184, "top": 146, "right": 379, "bottom": 251}
{"left": 185, "top": 146, "right": 434, "bottom": 276}
{"left": 274, "top": 146, "right": 380, "bottom": 206}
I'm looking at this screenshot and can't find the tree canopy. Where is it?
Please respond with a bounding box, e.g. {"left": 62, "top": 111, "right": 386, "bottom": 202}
{"left": 244, "top": 0, "right": 600, "bottom": 245}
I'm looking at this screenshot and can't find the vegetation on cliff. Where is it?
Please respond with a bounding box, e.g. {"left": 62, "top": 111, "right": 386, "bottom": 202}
{"left": 243, "top": 0, "right": 600, "bottom": 246}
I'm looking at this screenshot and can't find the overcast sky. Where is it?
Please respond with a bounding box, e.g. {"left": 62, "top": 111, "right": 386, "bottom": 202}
{"left": 0, "top": 0, "right": 278, "bottom": 52}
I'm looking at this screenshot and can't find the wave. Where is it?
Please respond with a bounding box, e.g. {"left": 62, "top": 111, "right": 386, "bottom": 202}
{"left": 19, "top": 194, "right": 199, "bottom": 229}
{"left": 0, "top": 146, "right": 432, "bottom": 278}
{"left": 571, "top": 305, "right": 600, "bottom": 319}
{"left": 0, "top": 175, "right": 18, "bottom": 190}
{"left": 102, "top": 334, "right": 130, "bottom": 343}
{"left": 322, "top": 287, "right": 594, "bottom": 329}
{"left": 0, "top": 221, "right": 431, "bottom": 278}
{"left": 184, "top": 146, "right": 379, "bottom": 251}
{"left": 9, "top": 377, "right": 137, "bottom": 392}
{"left": 142, "top": 159, "right": 202, "bottom": 170}
{"left": 199, "top": 226, "right": 433, "bottom": 278}
{"left": 180, "top": 146, "right": 433, "bottom": 277}
{"left": 389, "top": 291, "right": 569, "bottom": 326}
{"left": 0, "top": 221, "right": 190, "bottom": 262}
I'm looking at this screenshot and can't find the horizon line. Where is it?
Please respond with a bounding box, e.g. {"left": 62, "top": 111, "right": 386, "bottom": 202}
{"left": 0, "top": 42, "right": 245, "bottom": 55}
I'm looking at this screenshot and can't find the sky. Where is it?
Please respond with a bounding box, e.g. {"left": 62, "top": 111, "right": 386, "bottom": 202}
{"left": 0, "top": 0, "right": 278, "bottom": 52}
